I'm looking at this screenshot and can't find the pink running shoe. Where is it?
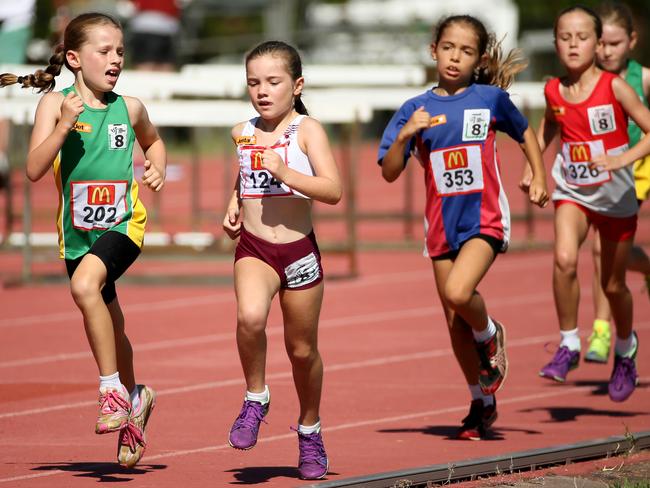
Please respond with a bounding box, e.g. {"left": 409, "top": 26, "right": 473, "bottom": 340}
{"left": 118, "top": 385, "right": 156, "bottom": 468}
{"left": 95, "top": 386, "right": 131, "bottom": 434}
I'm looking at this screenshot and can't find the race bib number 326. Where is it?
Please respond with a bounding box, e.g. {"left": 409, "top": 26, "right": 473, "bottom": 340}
{"left": 71, "top": 181, "right": 128, "bottom": 230}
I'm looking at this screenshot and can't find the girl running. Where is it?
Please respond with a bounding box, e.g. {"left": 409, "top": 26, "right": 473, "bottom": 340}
{"left": 534, "top": 6, "right": 650, "bottom": 402}
{"left": 586, "top": 1, "right": 650, "bottom": 365}
{"left": 222, "top": 41, "right": 341, "bottom": 480}
{"left": 0, "top": 12, "right": 165, "bottom": 466}
{"left": 378, "top": 15, "right": 548, "bottom": 441}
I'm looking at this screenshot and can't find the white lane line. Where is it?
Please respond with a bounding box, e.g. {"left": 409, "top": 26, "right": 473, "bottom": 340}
{"left": 2, "top": 319, "right": 648, "bottom": 420}
{"left": 2, "top": 378, "right": 647, "bottom": 484}
{"left": 0, "top": 289, "right": 556, "bottom": 369}
{"left": 0, "top": 254, "right": 553, "bottom": 329}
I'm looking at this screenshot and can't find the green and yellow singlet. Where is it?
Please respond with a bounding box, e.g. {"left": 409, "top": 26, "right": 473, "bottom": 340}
{"left": 54, "top": 86, "right": 146, "bottom": 259}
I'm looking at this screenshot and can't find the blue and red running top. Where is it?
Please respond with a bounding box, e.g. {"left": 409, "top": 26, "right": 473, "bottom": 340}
{"left": 378, "top": 83, "right": 528, "bottom": 258}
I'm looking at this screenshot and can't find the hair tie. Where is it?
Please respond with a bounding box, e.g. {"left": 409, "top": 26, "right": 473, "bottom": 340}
{"left": 17, "top": 76, "right": 25, "bottom": 84}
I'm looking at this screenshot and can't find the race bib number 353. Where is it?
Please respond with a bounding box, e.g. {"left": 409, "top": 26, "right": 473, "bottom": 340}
{"left": 431, "top": 144, "right": 484, "bottom": 196}
{"left": 71, "top": 181, "right": 128, "bottom": 230}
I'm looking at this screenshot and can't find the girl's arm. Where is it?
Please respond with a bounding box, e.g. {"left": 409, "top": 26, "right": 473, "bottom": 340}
{"left": 264, "top": 117, "right": 342, "bottom": 205}
{"left": 222, "top": 123, "right": 246, "bottom": 239}
{"left": 26, "top": 91, "right": 83, "bottom": 181}
{"left": 381, "top": 106, "right": 430, "bottom": 182}
{"left": 125, "top": 96, "right": 166, "bottom": 191}
{"left": 594, "top": 77, "right": 650, "bottom": 170}
{"left": 519, "top": 126, "right": 549, "bottom": 208}
{"left": 222, "top": 180, "right": 242, "bottom": 240}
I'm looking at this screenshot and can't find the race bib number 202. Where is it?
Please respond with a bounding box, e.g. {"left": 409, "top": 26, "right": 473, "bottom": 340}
{"left": 71, "top": 181, "right": 128, "bottom": 230}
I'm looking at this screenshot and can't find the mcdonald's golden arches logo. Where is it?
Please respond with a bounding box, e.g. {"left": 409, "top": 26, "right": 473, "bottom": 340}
{"left": 251, "top": 150, "right": 264, "bottom": 171}
{"left": 443, "top": 148, "right": 469, "bottom": 170}
{"left": 88, "top": 185, "right": 115, "bottom": 205}
{"left": 569, "top": 144, "right": 591, "bottom": 162}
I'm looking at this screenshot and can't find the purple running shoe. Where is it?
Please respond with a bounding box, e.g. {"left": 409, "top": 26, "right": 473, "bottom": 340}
{"left": 608, "top": 332, "right": 639, "bottom": 402}
{"left": 228, "top": 400, "right": 269, "bottom": 450}
{"left": 296, "top": 430, "right": 328, "bottom": 480}
{"left": 539, "top": 346, "right": 580, "bottom": 382}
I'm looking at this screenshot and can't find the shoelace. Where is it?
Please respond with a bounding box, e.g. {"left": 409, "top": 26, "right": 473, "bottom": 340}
{"left": 548, "top": 347, "right": 573, "bottom": 367}
{"left": 120, "top": 420, "right": 146, "bottom": 452}
{"left": 99, "top": 390, "right": 130, "bottom": 414}
{"left": 296, "top": 432, "right": 325, "bottom": 464}
{"left": 233, "top": 402, "right": 266, "bottom": 431}
{"left": 611, "top": 358, "right": 635, "bottom": 385}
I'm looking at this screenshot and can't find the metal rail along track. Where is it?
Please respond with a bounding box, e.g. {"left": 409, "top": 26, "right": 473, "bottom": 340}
{"left": 305, "top": 430, "right": 650, "bottom": 488}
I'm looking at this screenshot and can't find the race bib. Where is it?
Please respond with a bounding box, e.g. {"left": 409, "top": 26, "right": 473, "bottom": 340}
{"left": 108, "top": 124, "right": 128, "bottom": 150}
{"left": 587, "top": 104, "right": 616, "bottom": 135}
{"left": 240, "top": 143, "right": 292, "bottom": 197}
{"left": 71, "top": 181, "right": 128, "bottom": 230}
{"left": 462, "top": 109, "right": 490, "bottom": 141}
{"left": 431, "top": 144, "right": 484, "bottom": 196}
{"left": 561, "top": 140, "right": 610, "bottom": 186}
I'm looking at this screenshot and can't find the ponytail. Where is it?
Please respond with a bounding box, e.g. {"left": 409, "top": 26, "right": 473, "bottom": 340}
{"left": 294, "top": 94, "right": 309, "bottom": 116}
{"left": 476, "top": 35, "right": 528, "bottom": 90}
{"left": 0, "top": 44, "right": 65, "bottom": 93}
{"left": 1, "top": 13, "right": 121, "bottom": 93}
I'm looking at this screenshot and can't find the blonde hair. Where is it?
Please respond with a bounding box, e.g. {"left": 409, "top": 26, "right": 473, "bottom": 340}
{"left": 0, "top": 13, "right": 121, "bottom": 93}
{"left": 433, "top": 15, "right": 528, "bottom": 90}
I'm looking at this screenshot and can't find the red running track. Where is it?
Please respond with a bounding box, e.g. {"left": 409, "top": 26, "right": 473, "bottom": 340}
{"left": 0, "top": 248, "right": 649, "bottom": 486}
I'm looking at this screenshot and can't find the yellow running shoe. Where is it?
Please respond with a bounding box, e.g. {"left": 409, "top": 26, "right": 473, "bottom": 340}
{"left": 585, "top": 319, "right": 611, "bottom": 364}
{"left": 117, "top": 385, "right": 156, "bottom": 468}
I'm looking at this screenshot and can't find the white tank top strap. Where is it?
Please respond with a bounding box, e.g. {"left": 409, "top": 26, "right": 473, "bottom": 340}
{"left": 279, "top": 114, "right": 306, "bottom": 143}
{"left": 241, "top": 118, "right": 258, "bottom": 137}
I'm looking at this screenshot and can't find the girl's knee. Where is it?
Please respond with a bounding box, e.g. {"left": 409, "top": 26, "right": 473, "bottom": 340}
{"left": 443, "top": 285, "right": 473, "bottom": 310}
{"left": 69, "top": 275, "right": 102, "bottom": 306}
{"left": 554, "top": 250, "right": 578, "bottom": 275}
{"left": 287, "top": 343, "right": 319, "bottom": 365}
{"left": 602, "top": 279, "right": 628, "bottom": 299}
{"left": 237, "top": 307, "right": 268, "bottom": 334}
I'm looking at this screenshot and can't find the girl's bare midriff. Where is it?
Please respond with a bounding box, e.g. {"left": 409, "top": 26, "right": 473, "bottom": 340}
{"left": 242, "top": 197, "right": 313, "bottom": 243}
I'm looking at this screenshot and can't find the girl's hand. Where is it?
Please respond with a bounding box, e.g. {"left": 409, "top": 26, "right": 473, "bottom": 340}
{"left": 222, "top": 206, "right": 241, "bottom": 239}
{"left": 591, "top": 153, "right": 626, "bottom": 171}
{"left": 528, "top": 177, "right": 549, "bottom": 208}
{"left": 59, "top": 92, "right": 84, "bottom": 130}
{"left": 519, "top": 163, "right": 533, "bottom": 193}
{"left": 260, "top": 148, "right": 287, "bottom": 181}
{"left": 142, "top": 159, "right": 165, "bottom": 191}
{"left": 398, "top": 106, "right": 431, "bottom": 142}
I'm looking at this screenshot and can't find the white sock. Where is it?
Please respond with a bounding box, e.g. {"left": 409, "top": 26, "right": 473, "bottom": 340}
{"left": 473, "top": 317, "right": 497, "bottom": 343}
{"left": 468, "top": 383, "right": 483, "bottom": 401}
{"left": 560, "top": 328, "right": 581, "bottom": 351}
{"left": 468, "top": 383, "right": 494, "bottom": 407}
{"left": 130, "top": 386, "right": 141, "bottom": 412}
{"left": 298, "top": 419, "right": 321, "bottom": 435}
{"left": 246, "top": 385, "right": 270, "bottom": 405}
{"left": 615, "top": 333, "right": 637, "bottom": 358}
{"left": 99, "top": 372, "right": 122, "bottom": 391}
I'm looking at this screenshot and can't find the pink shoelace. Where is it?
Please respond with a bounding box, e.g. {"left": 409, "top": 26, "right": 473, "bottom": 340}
{"left": 99, "top": 390, "right": 130, "bottom": 414}
{"left": 120, "top": 421, "right": 146, "bottom": 452}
